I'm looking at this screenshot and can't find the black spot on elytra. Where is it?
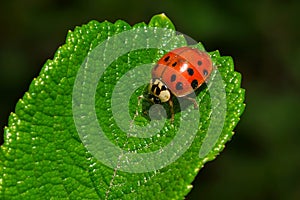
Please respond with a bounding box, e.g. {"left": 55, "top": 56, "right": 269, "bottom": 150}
{"left": 187, "top": 68, "right": 194, "bottom": 76}
{"left": 176, "top": 82, "right": 183, "bottom": 90}
{"left": 172, "top": 62, "right": 177, "bottom": 67}
{"left": 164, "top": 56, "right": 170, "bottom": 62}
{"left": 203, "top": 69, "right": 208, "bottom": 76}
{"left": 198, "top": 60, "right": 202, "bottom": 66}
{"left": 171, "top": 74, "right": 176, "bottom": 82}
{"left": 191, "top": 79, "right": 198, "bottom": 89}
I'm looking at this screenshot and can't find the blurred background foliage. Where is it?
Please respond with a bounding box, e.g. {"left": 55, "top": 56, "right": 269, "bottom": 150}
{"left": 0, "top": 0, "right": 299, "bottom": 199}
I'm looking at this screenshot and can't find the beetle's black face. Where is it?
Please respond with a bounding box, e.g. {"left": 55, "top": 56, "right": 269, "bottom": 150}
{"left": 148, "top": 94, "right": 161, "bottom": 104}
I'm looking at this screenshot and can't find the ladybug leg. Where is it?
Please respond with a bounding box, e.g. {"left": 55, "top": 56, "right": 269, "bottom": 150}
{"left": 130, "top": 95, "right": 143, "bottom": 126}
{"left": 137, "top": 95, "right": 154, "bottom": 116}
{"left": 168, "top": 98, "right": 175, "bottom": 122}
{"left": 130, "top": 95, "right": 148, "bottom": 129}
{"left": 182, "top": 96, "right": 199, "bottom": 109}
{"left": 137, "top": 95, "right": 144, "bottom": 115}
{"left": 137, "top": 95, "right": 150, "bottom": 115}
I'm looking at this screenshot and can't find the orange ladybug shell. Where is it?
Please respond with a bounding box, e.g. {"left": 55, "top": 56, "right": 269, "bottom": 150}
{"left": 151, "top": 47, "right": 213, "bottom": 97}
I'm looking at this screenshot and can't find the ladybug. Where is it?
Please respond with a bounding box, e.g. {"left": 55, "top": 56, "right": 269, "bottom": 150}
{"left": 148, "top": 46, "right": 213, "bottom": 120}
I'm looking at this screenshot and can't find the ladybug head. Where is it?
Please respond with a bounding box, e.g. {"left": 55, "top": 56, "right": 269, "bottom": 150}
{"left": 148, "top": 78, "right": 171, "bottom": 103}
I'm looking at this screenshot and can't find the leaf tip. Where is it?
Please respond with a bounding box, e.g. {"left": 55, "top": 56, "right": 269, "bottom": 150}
{"left": 148, "top": 13, "right": 175, "bottom": 30}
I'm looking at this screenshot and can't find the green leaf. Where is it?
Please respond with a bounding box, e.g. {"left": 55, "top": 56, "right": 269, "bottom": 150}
{"left": 0, "top": 14, "right": 245, "bottom": 199}
{"left": 148, "top": 13, "right": 175, "bottom": 30}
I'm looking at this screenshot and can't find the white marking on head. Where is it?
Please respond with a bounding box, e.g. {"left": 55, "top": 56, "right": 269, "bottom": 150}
{"left": 149, "top": 79, "right": 171, "bottom": 103}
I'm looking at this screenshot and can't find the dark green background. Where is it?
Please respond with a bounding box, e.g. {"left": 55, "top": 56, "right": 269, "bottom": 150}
{"left": 0, "top": 0, "right": 299, "bottom": 199}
